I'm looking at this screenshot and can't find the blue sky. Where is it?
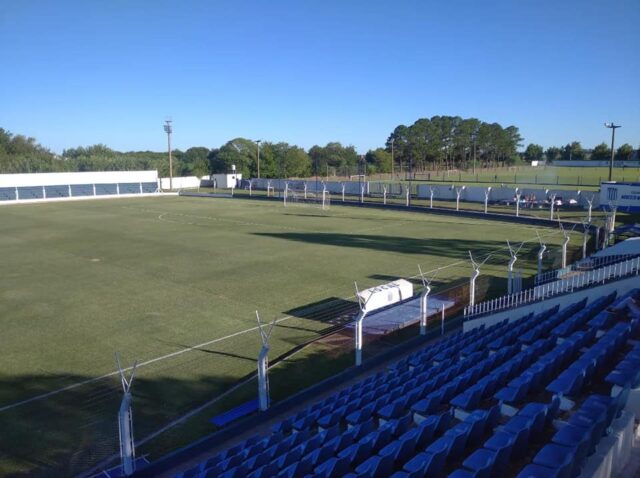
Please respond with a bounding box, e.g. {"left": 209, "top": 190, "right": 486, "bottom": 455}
{"left": 1, "top": 0, "right": 638, "bottom": 154}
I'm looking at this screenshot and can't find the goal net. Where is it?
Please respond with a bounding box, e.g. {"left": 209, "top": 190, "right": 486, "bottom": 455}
{"left": 285, "top": 188, "right": 331, "bottom": 210}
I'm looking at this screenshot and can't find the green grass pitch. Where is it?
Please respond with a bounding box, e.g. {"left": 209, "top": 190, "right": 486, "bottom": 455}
{"left": 0, "top": 195, "right": 581, "bottom": 476}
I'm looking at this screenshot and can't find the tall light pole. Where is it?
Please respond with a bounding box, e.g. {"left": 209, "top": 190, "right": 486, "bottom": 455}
{"left": 255, "top": 140, "right": 262, "bottom": 179}
{"left": 390, "top": 138, "right": 395, "bottom": 179}
{"left": 163, "top": 120, "right": 173, "bottom": 191}
{"left": 604, "top": 123, "right": 621, "bottom": 181}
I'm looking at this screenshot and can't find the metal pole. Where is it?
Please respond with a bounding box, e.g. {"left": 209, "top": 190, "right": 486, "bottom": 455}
{"left": 164, "top": 120, "right": 173, "bottom": 191}
{"left": 256, "top": 140, "right": 261, "bottom": 179}
{"left": 605, "top": 123, "right": 621, "bottom": 181}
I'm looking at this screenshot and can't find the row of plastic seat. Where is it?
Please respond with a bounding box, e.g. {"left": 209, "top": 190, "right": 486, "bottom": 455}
{"left": 551, "top": 292, "right": 617, "bottom": 338}
{"left": 517, "top": 393, "right": 622, "bottom": 478}
{"left": 497, "top": 328, "right": 594, "bottom": 407}
{"left": 546, "top": 321, "right": 634, "bottom": 400}
{"left": 449, "top": 397, "right": 560, "bottom": 478}
{"left": 518, "top": 299, "right": 587, "bottom": 345}
{"left": 172, "top": 293, "right": 633, "bottom": 478}
{"left": 589, "top": 289, "right": 640, "bottom": 330}
{"left": 453, "top": 338, "right": 553, "bottom": 413}
{"left": 606, "top": 341, "right": 640, "bottom": 389}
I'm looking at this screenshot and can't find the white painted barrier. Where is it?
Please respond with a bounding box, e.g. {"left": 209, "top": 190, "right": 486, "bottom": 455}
{"left": 0, "top": 170, "right": 158, "bottom": 187}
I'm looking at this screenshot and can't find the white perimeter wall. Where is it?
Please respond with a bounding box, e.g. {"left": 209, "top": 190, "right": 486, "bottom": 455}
{"left": 416, "top": 184, "right": 601, "bottom": 208}
{"left": 0, "top": 170, "right": 158, "bottom": 187}
{"left": 553, "top": 160, "right": 640, "bottom": 168}
{"left": 159, "top": 176, "right": 207, "bottom": 189}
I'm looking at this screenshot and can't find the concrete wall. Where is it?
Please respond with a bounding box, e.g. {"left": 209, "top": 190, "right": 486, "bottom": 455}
{"left": 416, "top": 184, "right": 601, "bottom": 208}
{"left": 462, "top": 274, "right": 639, "bottom": 332}
{"left": 248, "top": 178, "right": 599, "bottom": 208}
{"left": 553, "top": 160, "right": 640, "bottom": 168}
{"left": 159, "top": 176, "right": 205, "bottom": 190}
{"left": 0, "top": 170, "right": 158, "bottom": 187}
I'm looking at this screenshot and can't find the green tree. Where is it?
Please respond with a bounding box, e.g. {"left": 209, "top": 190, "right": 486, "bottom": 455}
{"left": 524, "top": 143, "right": 544, "bottom": 162}
{"left": 561, "top": 142, "right": 585, "bottom": 161}
{"left": 545, "top": 146, "right": 562, "bottom": 162}
{"left": 365, "top": 148, "right": 392, "bottom": 174}
{"left": 615, "top": 143, "right": 635, "bottom": 162}
{"left": 590, "top": 142, "right": 611, "bottom": 161}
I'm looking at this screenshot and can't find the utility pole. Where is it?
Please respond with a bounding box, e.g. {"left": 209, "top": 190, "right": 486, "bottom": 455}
{"left": 163, "top": 120, "right": 173, "bottom": 191}
{"left": 604, "top": 123, "right": 621, "bottom": 181}
{"left": 255, "top": 140, "right": 262, "bottom": 179}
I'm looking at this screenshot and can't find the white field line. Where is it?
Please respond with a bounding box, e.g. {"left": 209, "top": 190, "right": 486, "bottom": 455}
{"left": 0, "top": 316, "right": 298, "bottom": 413}
{"left": 0, "top": 222, "right": 568, "bottom": 414}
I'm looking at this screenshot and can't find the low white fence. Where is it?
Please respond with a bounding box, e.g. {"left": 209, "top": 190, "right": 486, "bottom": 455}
{"left": 464, "top": 256, "right": 640, "bottom": 319}
{"left": 248, "top": 178, "right": 598, "bottom": 208}
{"left": 534, "top": 253, "right": 640, "bottom": 285}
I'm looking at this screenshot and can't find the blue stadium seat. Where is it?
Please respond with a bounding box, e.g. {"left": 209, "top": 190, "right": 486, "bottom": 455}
{"left": 442, "top": 422, "right": 471, "bottom": 461}
{"left": 531, "top": 443, "right": 575, "bottom": 478}
{"left": 355, "top": 453, "right": 395, "bottom": 478}
{"left": 314, "top": 455, "right": 351, "bottom": 478}
{"left": 462, "top": 448, "right": 498, "bottom": 478}
{"left": 551, "top": 424, "right": 591, "bottom": 477}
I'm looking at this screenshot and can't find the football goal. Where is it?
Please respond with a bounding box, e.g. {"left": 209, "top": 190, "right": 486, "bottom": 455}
{"left": 284, "top": 186, "right": 331, "bottom": 210}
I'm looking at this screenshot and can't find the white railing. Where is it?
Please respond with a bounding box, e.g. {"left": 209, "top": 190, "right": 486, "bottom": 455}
{"left": 465, "top": 256, "right": 640, "bottom": 319}
{"left": 534, "top": 253, "right": 640, "bottom": 285}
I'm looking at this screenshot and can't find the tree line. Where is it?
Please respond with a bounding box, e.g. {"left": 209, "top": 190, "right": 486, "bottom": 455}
{"left": 523, "top": 141, "right": 637, "bottom": 163}
{"left": 1, "top": 120, "right": 638, "bottom": 179}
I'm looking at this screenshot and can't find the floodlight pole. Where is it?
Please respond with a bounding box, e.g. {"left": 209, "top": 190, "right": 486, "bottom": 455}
{"left": 604, "top": 123, "right": 621, "bottom": 181}
{"left": 115, "top": 354, "right": 138, "bottom": 477}
{"left": 354, "top": 282, "right": 370, "bottom": 366}
{"left": 417, "top": 265, "right": 435, "bottom": 335}
{"left": 514, "top": 188, "right": 521, "bottom": 217}
{"left": 163, "top": 120, "right": 173, "bottom": 191}
{"left": 255, "top": 311, "right": 276, "bottom": 411}
{"left": 484, "top": 187, "right": 491, "bottom": 214}
{"left": 429, "top": 187, "right": 434, "bottom": 209}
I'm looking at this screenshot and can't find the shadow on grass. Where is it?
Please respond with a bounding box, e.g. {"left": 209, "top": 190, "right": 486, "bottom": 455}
{"left": 254, "top": 233, "right": 504, "bottom": 257}
{"left": 0, "top": 337, "right": 360, "bottom": 478}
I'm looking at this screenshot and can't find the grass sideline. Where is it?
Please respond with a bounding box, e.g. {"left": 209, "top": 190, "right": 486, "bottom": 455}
{"left": 0, "top": 195, "right": 583, "bottom": 476}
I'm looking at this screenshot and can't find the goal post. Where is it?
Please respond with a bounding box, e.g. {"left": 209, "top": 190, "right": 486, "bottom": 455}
{"left": 285, "top": 187, "right": 330, "bottom": 210}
